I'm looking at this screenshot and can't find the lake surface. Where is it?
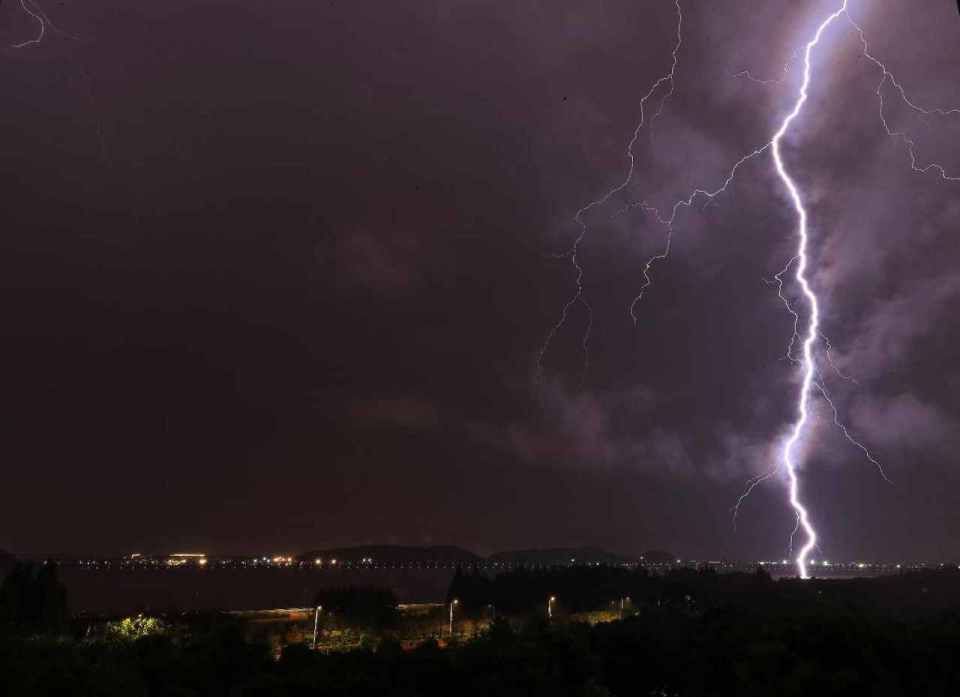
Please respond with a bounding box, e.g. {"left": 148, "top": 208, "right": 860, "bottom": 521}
{"left": 58, "top": 563, "right": 912, "bottom": 614}
{"left": 61, "top": 567, "right": 455, "bottom": 615}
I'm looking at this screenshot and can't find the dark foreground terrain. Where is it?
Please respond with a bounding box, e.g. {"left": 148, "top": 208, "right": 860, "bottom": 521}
{"left": 5, "top": 562, "right": 960, "bottom": 695}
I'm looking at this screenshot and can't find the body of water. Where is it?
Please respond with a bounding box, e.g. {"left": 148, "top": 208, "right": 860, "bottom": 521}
{"left": 61, "top": 567, "right": 455, "bottom": 615}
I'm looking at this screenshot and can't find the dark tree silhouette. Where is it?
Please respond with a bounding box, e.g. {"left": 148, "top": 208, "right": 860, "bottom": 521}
{"left": 0, "top": 561, "right": 69, "bottom": 634}
{"left": 314, "top": 586, "right": 399, "bottom": 629}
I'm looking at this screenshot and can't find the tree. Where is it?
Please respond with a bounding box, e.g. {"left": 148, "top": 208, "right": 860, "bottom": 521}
{"left": 0, "top": 561, "right": 69, "bottom": 634}
{"left": 106, "top": 614, "right": 168, "bottom": 641}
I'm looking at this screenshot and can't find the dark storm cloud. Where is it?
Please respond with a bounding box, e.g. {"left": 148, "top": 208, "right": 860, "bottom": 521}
{"left": 1, "top": 0, "right": 958, "bottom": 561}
{"left": 349, "top": 397, "right": 440, "bottom": 431}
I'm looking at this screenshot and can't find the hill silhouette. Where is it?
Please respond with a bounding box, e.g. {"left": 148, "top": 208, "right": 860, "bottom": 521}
{"left": 298, "top": 545, "right": 481, "bottom": 564}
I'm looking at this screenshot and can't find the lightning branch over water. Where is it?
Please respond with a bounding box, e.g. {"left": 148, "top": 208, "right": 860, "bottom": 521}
{"left": 540, "top": 0, "right": 959, "bottom": 577}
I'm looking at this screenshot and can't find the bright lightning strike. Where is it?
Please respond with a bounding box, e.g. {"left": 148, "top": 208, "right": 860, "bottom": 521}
{"left": 766, "top": 0, "right": 853, "bottom": 580}
{"left": 542, "top": 0, "right": 959, "bottom": 578}
{"left": 766, "top": 2, "right": 958, "bottom": 577}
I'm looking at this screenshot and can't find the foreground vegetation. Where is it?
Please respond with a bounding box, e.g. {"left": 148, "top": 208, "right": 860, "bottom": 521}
{"left": 5, "top": 561, "right": 960, "bottom": 695}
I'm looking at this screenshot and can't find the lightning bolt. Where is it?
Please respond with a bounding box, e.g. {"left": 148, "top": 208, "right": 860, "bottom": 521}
{"left": 731, "top": 465, "right": 778, "bottom": 531}
{"left": 767, "top": 0, "right": 857, "bottom": 580}
{"left": 535, "top": 0, "right": 684, "bottom": 384}
{"left": 12, "top": 0, "right": 46, "bottom": 48}
{"left": 846, "top": 14, "right": 960, "bottom": 182}
{"left": 820, "top": 332, "right": 858, "bottom": 385}
{"left": 10, "top": 0, "right": 76, "bottom": 49}
{"left": 766, "top": 4, "right": 959, "bottom": 576}
{"left": 814, "top": 380, "right": 891, "bottom": 483}
{"left": 541, "top": 1, "right": 958, "bottom": 577}
{"left": 767, "top": 256, "right": 802, "bottom": 364}
{"left": 733, "top": 50, "right": 796, "bottom": 87}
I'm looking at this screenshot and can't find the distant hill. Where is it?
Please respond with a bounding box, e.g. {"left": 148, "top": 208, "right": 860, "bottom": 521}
{"left": 489, "top": 547, "right": 636, "bottom": 566}
{"left": 298, "top": 545, "right": 481, "bottom": 564}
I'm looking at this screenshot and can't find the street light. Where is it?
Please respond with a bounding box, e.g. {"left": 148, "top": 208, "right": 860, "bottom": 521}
{"left": 547, "top": 595, "right": 556, "bottom": 621}
{"left": 449, "top": 598, "right": 459, "bottom": 637}
{"left": 312, "top": 605, "right": 323, "bottom": 649}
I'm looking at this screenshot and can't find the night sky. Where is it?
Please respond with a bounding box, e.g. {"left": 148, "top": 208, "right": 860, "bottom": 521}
{"left": 2, "top": 0, "right": 959, "bottom": 562}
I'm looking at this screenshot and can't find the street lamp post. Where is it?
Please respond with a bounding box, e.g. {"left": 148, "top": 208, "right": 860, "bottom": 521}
{"left": 312, "top": 605, "right": 323, "bottom": 649}
{"left": 449, "top": 598, "right": 459, "bottom": 638}
{"left": 547, "top": 595, "right": 556, "bottom": 621}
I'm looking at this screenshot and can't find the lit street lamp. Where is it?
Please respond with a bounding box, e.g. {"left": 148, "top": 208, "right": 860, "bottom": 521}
{"left": 449, "top": 598, "right": 459, "bottom": 637}
{"left": 547, "top": 595, "right": 556, "bottom": 621}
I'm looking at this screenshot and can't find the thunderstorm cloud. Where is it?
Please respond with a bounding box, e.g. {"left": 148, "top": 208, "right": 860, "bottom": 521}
{"left": 1, "top": 0, "right": 958, "bottom": 561}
